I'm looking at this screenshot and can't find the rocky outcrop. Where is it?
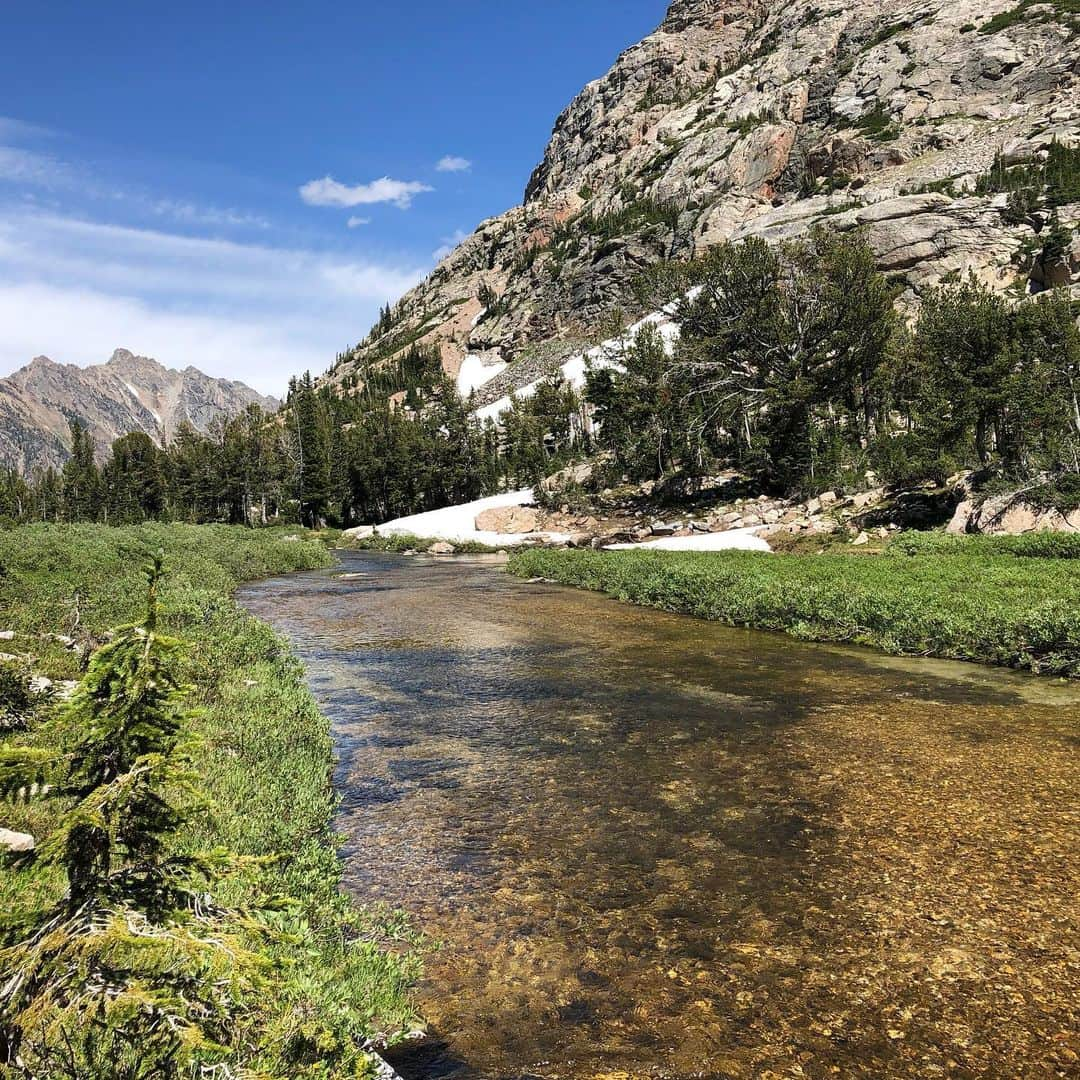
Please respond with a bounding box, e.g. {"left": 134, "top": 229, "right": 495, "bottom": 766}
{"left": 0, "top": 349, "right": 279, "bottom": 473}
{"left": 948, "top": 493, "right": 1080, "bottom": 534}
{"left": 325, "top": 0, "right": 1080, "bottom": 403}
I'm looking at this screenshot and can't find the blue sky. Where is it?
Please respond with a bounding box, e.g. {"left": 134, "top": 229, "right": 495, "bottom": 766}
{"left": 0, "top": 1, "right": 665, "bottom": 395}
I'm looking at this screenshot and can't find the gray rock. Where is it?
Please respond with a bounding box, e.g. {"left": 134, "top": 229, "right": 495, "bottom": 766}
{"left": 0, "top": 351, "right": 277, "bottom": 475}
{"left": 428, "top": 541, "right": 457, "bottom": 555}
{"left": 0, "top": 828, "right": 35, "bottom": 854}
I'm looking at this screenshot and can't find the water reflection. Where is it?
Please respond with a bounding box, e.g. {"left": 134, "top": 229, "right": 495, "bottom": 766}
{"left": 240, "top": 553, "right": 1080, "bottom": 1080}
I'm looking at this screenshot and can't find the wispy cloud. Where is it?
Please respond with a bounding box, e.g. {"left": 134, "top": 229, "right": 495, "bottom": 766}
{"left": 0, "top": 124, "right": 271, "bottom": 232}
{"left": 0, "top": 145, "right": 76, "bottom": 190}
{"left": 150, "top": 198, "right": 270, "bottom": 230}
{"left": 432, "top": 228, "right": 470, "bottom": 262}
{"left": 298, "top": 175, "right": 433, "bottom": 210}
{"left": 436, "top": 155, "right": 472, "bottom": 173}
{"left": 346, "top": 215, "right": 371, "bottom": 228}
{"left": 0, "top": 116, "right": 57, "bottom": 142}
{"left": 0, "top": 208, "right": 427, "bottom": 394}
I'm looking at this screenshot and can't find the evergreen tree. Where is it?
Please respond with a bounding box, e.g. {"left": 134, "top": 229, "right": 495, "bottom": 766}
{"left": 289, "top": 373, "right": 333, "bottom": 527}
{"left": 60, "top": 419, "right": 100, "bottom": 522}
{"left": 102, "top": 432, "right": 168, "bottom": 524}
{"left": 908, "top": 276, "right": 1016, "bottom": 468}
{"left": 0, "top": 557, "right": 262, "bottom": 1078}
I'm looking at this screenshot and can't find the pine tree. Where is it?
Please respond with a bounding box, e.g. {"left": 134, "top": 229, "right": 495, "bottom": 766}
{"left": 0, "top": 556, "right": 262, "bottom": 1079}
{"left": 60, "top": 419, "right": 100, "bottom": 522}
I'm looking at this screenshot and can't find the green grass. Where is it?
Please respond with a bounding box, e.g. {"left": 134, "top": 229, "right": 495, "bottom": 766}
{"left": 341, "top": 530, "right": 503, "bottom": 554}
{"left": 979, "top": 0, "right": 1080, "bottom": 36}
{"left": 0, "top": 524, "right": 420, "bottom": 1075}
{"left": 508, "top": 542, "right": 1080, "bottom": 677}
{"left": 886, "top": 530, "right": 1080, "bottom": 559}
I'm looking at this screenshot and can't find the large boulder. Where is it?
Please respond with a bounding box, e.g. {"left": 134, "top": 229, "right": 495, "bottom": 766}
{"left": 0, "top": 828, "right": 34, "bottom": 854}
{"left": 952, "top": 492, "right": 1080, "bottom": 534}
{"left": 474, "top": 505, "right": 541, "bottom": 534}
{"left": 946, "top": 500, "right": 976, "bottom": 534}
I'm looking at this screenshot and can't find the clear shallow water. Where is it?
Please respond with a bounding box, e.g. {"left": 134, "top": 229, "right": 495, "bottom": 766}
{"left": 239, "top": 552, "right": 1080, "bottom": 1080}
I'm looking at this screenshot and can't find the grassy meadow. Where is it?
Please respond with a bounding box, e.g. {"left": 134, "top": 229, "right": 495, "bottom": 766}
{"left": 509, "top": 536, "right": 1080, "bottom": 677}
{"left": 0, "top": 524, "right": 420, "bottom": 1076}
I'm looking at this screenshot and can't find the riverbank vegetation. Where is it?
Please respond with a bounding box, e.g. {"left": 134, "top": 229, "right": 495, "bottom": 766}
{"left": 508, "top": 539, "right": 1080, "bottom": 676}
{"left": 0, "top": 525, "right": 420, "bottom": 1078}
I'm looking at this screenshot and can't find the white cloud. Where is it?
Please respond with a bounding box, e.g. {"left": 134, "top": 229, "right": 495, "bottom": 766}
{"left": 432, "top": 228, "right": 470, "bottom": 262}
{"left": 436, "top": 155, "right": 472, "bottom": 173}
{"left": 0, "top": 146, "right": 73, "bottom": 189}
{"left": 150, "top": 198, "right": 270, "bottom": 230}
{"left": 298, "top": 175, "right": 433, "bottom": 210}
{"left": 0, "top": 117, "right": 56, "bottom": 142}
{"left": 0, "top": 208, "right": 427, "bottom": 395}
{"left": 346, "top": 215, "right": 371, "bottom": 228}
{"left": 0, "top": 282, "right": 328, "bottom": 396}
{"left": 0, "top": 137, "right": 270, "bottom": 231}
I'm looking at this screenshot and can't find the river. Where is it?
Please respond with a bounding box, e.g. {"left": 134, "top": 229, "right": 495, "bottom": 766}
{"left": 239, "top": 551, "right": 1080, "bottom": 1080}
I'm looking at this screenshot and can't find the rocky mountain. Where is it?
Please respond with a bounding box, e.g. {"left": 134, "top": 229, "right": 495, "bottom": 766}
{"left": 0, "top": 349, "right": 279, "bottom": 473}
{"left": 327, "top": 0, "right": 1080, "bottom": 405}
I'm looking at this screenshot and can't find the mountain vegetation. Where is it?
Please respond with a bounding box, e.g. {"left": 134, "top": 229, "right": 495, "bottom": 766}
{"left": 589, "top": 231, "right": 1080, "bottom": 498}
{"left": 6, "top": 230, "right": 1078, "bottom": 527}
{"left": 0, "top": 364, "right": 585, "bottom": 530}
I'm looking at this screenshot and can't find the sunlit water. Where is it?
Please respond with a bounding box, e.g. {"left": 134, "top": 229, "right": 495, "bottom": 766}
{"left": 239, "top": 552, "right": 1080, "bottom": 1080}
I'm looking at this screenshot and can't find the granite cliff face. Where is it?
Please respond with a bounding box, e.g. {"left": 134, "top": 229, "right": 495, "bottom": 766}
{"left": 0, "top": 349, "right": 279, "bottom": 473}
{"left": 327, "top": 0, "right": 1080, "bottom": 403}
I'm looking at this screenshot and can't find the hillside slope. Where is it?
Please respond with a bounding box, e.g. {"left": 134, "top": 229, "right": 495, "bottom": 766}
{"left": 326, "top": 0, "right": 1080, "bottom": 404}
{"left": 0, "top": 349, "right": 279, "bottom": 473}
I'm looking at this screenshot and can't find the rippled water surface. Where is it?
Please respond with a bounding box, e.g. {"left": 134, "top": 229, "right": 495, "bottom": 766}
{"left": 239, "top": 552, "right": 1080, "bottom": 1080}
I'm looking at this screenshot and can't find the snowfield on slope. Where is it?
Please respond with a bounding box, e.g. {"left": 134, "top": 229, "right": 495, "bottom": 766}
{"left": 378, "top": 489, "right": 571, "bottom": 547}
{"left": 473, "top": 301, "right": 685, "bottom": 423}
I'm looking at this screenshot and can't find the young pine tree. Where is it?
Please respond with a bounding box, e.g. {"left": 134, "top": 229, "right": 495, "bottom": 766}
{"left": 0, "top": 555, "right": 262, "bottom": 1080}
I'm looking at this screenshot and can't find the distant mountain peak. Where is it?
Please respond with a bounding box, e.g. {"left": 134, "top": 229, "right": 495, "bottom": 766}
{"left": 0, "top": 350, "right": 280, "bottom": 474}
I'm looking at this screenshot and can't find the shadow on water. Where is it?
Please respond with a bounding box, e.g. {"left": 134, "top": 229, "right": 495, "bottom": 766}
{"left": 239, "top": 552, "right": 1080, "bottom": 1080}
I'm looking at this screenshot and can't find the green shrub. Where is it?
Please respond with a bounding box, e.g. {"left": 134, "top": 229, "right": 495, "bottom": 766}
{"left": 886, "top": 530, "right": 1080, "bottom": 559}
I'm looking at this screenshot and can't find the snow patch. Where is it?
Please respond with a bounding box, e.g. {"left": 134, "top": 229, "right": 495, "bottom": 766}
{"left": 122, "top": 379, "right": 161, "bottom": 424}
{"left": 606, "top": 527, "right": 772, "bottom": 553}
{"left": 457, "top": 353, "right": 508, "bottom": 397}
{"left": 472, "top": 306, "right": 683, "bottom": 424}
{"left": 378, "top": 489, "right": 570, "bottom": 547}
